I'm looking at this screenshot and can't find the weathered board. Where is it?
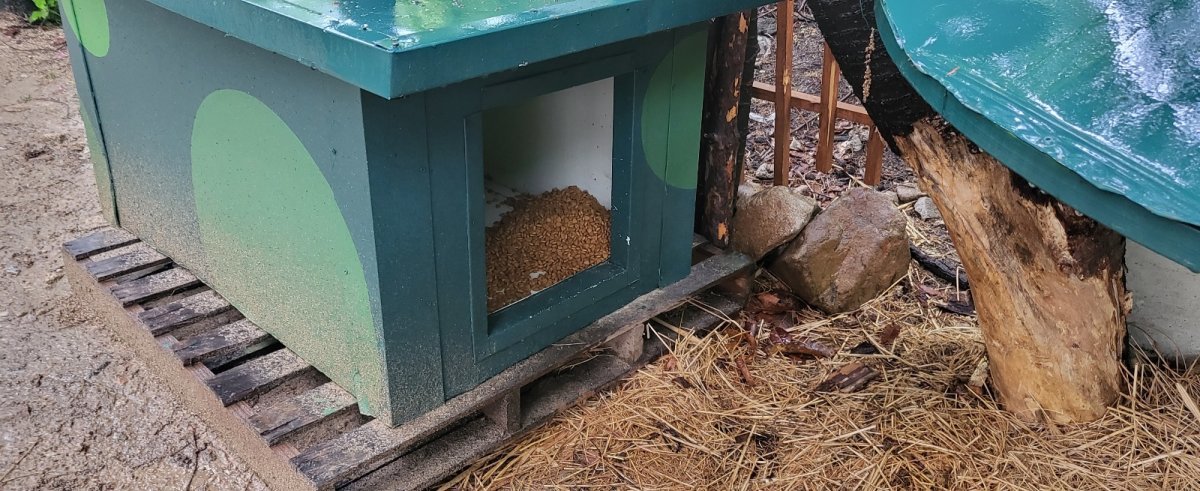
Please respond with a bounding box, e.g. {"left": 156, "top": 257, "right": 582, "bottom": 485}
{"left": 63, "top": 228, "right": 751, "bottom": 490}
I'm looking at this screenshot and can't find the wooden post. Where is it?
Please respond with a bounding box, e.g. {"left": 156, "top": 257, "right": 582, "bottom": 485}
{"left": 772, "top": 0, "right": 794, "bottom": 186}
{"left": 863, "top": 126, "right": 884, "bottom": 185}
{"left": 698, "top": 11, "right": 756, "bottom": 247}
{"left": 807, "top": 0, "right": 1127, "bottom": 423}
{"left": 815, "top": 43, "right": 840, "bottom": 173}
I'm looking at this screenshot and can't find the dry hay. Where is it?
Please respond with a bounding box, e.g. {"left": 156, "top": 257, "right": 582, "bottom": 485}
{"left": 446, "top": 267, "right": 1200, "bottom": 490}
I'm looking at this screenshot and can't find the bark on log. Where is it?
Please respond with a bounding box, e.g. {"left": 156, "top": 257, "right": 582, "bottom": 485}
{"left": 807, "top": 0, "right": 1129, "bottom": 423}
{"left": 698, "top": 11, "right": 757, "bottom": 247}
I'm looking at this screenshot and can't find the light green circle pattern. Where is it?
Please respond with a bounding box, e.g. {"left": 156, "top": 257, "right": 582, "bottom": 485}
{"left": 61, "top": 0, "right": 110, "bottom": 57}
{"left": 190, "top": 89, "right": 381, "bottom": 414}
{"left": 640, "top": 30, "right": 706, "bottom": 189}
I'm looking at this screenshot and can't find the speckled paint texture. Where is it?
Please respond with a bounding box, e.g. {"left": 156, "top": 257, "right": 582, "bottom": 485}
{"left": 191, "top": 89, "right": 383, "bottom": 415}
{"left": 63, "top": 0, "right": 773, "bottom": 424}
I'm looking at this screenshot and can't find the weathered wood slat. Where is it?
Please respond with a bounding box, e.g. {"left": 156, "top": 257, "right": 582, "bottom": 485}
{"left": 63, "top": 227, "right": 139, "bottom": 260}
{"left": 749, "top": 81, "right": 873, "bottom": 126}
{"left": 85, "top": 243, "right": 171, "bottom": 281}
{"left": 291, "top": 251, "right": 753, "bottom": 490}
{"left": 110, "top": 267, "right": 201, "bottom": 306}
{"left": 174, "top": 319, "right": 274, "bottom": 366}
{"left": 815, "top": 43, "right": 842, "bottom": 173}
{"left": 206, "top": 349, "right": 315, "bottom": 406}
{"left": 66, "top": 226, "right": 752, "bottom": 491}
{"left": 772, "top": 0, "right": 794, "bottom": 186}
{"left": 864, "top": 126, "right": 886, "bottom": 185}
{"left": 138, "top": 290, "right": 238, "bottom": 336}
{"left": 249, "top": 382, "right": 358, "bottom": 446}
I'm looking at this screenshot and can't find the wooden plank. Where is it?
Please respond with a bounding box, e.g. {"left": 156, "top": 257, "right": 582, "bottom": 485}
{"left": 772, "top": 0, "right": 794, "bottom": 186}
{"left": 110, "top": 267, "right": 201, "bottom": 306}
{"left": 815, "top": 42, "right": 841, "bottom": 173}
{"left": 249, "top": 382, "right": 359, "bottom": 446}
{"left": 864, "top": 126, "right": 885, "bottom": 185}
{"left": 63, "top": 227, "right": 139, "bottom": 260}
{"left": 173, "top": 319, "right": 274, "bottom": 366}
{"left": 138, "top": 290, "right": 238, "bottom": 336}
{"left": 206, "top": 349, "right": 315, "bottom": 406}
{"left": 291, "top": 251, "right": 753, "bottom": 491}
{"left": 482, "top": 391, "right": 522, "bottom": 434}
{"left": 749, "top": 81, "right": 873, "bottom": 126}
{"left": 62, "top": 245, "right": 316, "bottom": 491}
{"left": 84, "top": 243, "right": 171, "bottom": 281}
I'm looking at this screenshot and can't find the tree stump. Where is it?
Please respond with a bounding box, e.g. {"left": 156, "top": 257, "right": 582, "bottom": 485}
{"left": 807, "top": 0, "right": 1129, "bottom": 423}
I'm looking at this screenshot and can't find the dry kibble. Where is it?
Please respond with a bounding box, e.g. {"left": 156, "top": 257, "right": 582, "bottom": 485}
{"left": 486, "top": 186, "right": 611, "bottom": 312}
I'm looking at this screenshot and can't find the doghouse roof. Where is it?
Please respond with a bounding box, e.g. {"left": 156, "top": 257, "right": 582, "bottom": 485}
{"left": 141, "top": 0, "right": 773, "bottom": 98}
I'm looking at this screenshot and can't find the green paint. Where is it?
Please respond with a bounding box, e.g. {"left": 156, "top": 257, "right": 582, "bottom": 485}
{"left": 662, "top": 29, "right": 706, "bottom": 191}
{"left": 81, "top": 110, "right": 116, "bottom": 223}
{"left": 878, "top": 0, "right": 1200, "bottom": 271}
{"left": 190, "top": 89, "right": 384, "bottom": 416}
{"left": 641, "top": 32, "right": 704, "bottom": 189}
{"left": 62, "top": 0, "right": 110, "bottom": 57}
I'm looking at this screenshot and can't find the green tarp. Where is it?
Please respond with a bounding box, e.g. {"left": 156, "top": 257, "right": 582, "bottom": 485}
{"left": 879, "top": 0, "right": 1200, "bottom": 270}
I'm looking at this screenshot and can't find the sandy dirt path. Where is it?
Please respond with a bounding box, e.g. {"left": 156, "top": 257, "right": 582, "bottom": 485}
{"left": 0, "top": 15, "right": 264, "bottom": 490}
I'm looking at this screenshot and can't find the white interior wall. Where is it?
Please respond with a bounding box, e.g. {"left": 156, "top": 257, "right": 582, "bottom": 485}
{"left": 482, "top": 77, "right": 614, "bottom": 226}
{"left": 1127, "top": 242, "right": 1200, "bottom": 362}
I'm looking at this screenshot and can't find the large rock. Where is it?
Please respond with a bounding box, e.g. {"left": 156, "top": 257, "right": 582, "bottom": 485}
{"left": 730, "top": 185, "right": 819, "bottom": 261}
{"left": 770, "top": 188, "right": 909, "bottom": 313}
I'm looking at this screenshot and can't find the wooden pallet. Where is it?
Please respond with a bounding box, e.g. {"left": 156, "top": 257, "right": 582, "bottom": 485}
{"left": 63, "top": 227, "right": 753, "bottom": 490}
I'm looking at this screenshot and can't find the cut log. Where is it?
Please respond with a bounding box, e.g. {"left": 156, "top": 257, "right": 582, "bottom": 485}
{"left": 807, "top": 0, "right": 1128, "bottom": 423}
{"left": 698, "top": 10, "right": 757, "bottom": 247}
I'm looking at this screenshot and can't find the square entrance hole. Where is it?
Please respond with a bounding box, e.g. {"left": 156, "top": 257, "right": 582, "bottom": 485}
{"left": 482, "top": 77, "right": 615, "bottom": 313}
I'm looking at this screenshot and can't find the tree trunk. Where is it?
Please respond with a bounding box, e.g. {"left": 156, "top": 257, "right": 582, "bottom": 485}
{"left": 698, "top": 10, "right": 757, "bottom": 247}
{"left": 806, "top": 0, "right": 1129, "bottom": 423}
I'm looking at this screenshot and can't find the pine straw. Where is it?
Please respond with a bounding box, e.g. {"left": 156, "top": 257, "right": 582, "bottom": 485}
{"left": 444, "top": 272, "right": 1200, "bottom": 490}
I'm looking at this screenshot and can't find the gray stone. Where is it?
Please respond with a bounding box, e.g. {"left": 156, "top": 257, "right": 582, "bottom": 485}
{"left": 895, "top": 184, "right": 924, "bottom": 204}
{"left": 770, "top": 188, "right": 910, "bottom": 313}
{"left": 737, "top": 181, "right": 765, "bottom": 204}
{"left": 754, "top": 162, "right": 774, "bottom": 180}
{"left": 914, "top": 196, "right": 942, "bottom": 220}
{"left": 882, "top": 191, "right": 900, "bottom": 205}
{"left": 730, "top": 186, "right": 819, "bottom": 261}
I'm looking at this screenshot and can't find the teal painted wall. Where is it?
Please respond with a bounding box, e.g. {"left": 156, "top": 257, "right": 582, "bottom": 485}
{"left": 66, "top": 0, "right": 714, "bottom": 425}
{"left": 78, "top": 0, "right": 394, "bottom": 418}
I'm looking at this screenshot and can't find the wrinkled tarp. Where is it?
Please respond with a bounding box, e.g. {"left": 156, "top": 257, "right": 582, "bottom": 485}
{"left": 878, "top": 0, "right": 1200, "bottom": 270}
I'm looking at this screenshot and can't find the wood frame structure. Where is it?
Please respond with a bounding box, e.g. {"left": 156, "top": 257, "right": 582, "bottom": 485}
{"left": 63, "top": 228, "right": 753, "bottom": 490}
{"left": 749, "top": 1, "right": 886, "bottom": 186}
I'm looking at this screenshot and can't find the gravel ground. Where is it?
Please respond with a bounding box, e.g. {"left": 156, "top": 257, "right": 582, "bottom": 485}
{"left": 0, "top": 15, "right": 264, "bottom": 490}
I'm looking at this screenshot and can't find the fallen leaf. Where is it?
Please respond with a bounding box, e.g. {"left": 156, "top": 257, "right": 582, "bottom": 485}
{"left": 917, "top": 284, "right": 945, "bottom": 299}
{"left": 768, "top": 326, "right": 792, "bottom": 345}
{"left": 767, "top": 327, "right": 835, "bottom": 358}
{"left": 879, "top": 323, "right": 903, "bottom": 347}
{"left": 779, "top": 338, "right": 835, "bottom": 358}
{"left": 849, "top": 341, "right": 877, "bottom": 355}
{"left": 937, "top": 298, "right": 975, "bottom": 316}
{"left": 816, "top": 362, "right": 879, "bottom": 393}
{"left": 660, "top": 354, "right": 678, "bottom": 372}
{"left": 735, "top": 356, "right": 756, "bottom": 386}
